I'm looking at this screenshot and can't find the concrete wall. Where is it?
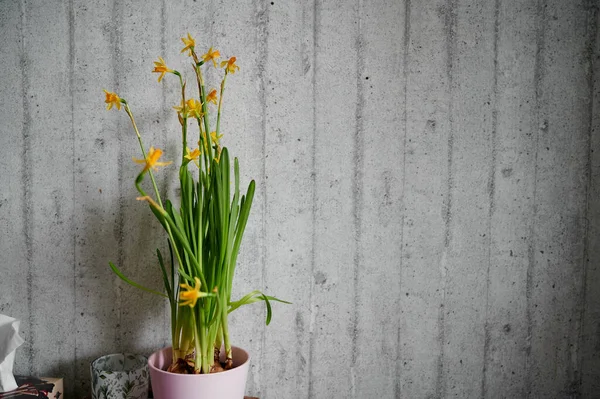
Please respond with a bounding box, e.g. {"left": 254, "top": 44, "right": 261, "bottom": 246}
{"left": 0, "top": 0, "right": 598, "bottom": 397}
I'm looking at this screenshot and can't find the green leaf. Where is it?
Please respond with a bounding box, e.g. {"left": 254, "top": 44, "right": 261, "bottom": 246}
{"left": 156, "top": 248, "right": 173, "bottom": 302}
{"left": 108, "top": 261, "right": 168, "bottom": 298}
{"left": 228, "top": 290, "right": 291, "bottom": 325}
{"left": 149, "top": 203, "right": 167, "bottom": 229}
{"left": 262, "top": 293, "right": 272, "bottom": 325}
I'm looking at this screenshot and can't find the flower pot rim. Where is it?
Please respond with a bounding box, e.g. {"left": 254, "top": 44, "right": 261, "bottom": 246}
{"left": 148, "top": 345, "right": 250, "bottom": 378}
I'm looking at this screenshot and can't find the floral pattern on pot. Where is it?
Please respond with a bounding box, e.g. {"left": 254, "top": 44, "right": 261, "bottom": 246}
{"left": 91, "top": 353, "right": 149, "bottom": 399}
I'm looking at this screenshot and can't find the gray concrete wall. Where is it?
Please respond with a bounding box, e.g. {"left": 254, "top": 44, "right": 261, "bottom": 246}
{"left": 0, "top": 0, "right": 598, "bottom": 398}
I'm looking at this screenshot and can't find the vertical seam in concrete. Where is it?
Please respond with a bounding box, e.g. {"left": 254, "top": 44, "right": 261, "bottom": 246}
{"left": 69, "top": 0, "right": 76, "bottom": 388}
{"left": 395, "top": 1, "right": 410, "bottom": 398}
{"left": 255, "top": 0, "right": 269, "bottom": 395}
{"left": 19, "top": 0, "right": 33, "bottom": 376}
{"left": 442, "top": 0, "right": 456, "bottom": 251}
{"left": 111, "top": 0, "right": 123, "bottom": 352}
{"left": 481, "top": 1, "right": 500, "bottom": 398}
{"left": 578, "top": 1, "right": 598, "bottom": 393}
{"left": 307, "top": 0, "right": 318, "bottom": 397}
{"left": 351, "top": 0, "right": 364, "bottom": 396}
{"left": 436, "top": 0, "right": 456, "bottom": 397}
{"left": 525, "top": 0, "right": 546, "bottom": 396}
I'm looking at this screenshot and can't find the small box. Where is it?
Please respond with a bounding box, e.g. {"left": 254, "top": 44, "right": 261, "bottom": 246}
{"left": 0, "top": 376, "right": 63, "bottom": 399}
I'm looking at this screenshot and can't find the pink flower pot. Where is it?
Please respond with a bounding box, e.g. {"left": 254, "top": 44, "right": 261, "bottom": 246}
{"left": 148, "top": 346, "right": 250, "bottom": 399}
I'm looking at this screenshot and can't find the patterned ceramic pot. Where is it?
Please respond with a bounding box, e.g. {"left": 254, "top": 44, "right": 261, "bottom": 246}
{"left": 90, "top": 353, "right": 149, "bottom": 399}
{"left": 148, "top": 346, "right": 250, "bottom": 399}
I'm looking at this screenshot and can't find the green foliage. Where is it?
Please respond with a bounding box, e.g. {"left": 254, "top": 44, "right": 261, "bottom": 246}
{"left": 105, "top": 36, "right": 288, "bottom": 374}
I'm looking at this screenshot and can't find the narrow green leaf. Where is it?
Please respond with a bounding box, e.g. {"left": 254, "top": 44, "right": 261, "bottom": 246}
{"left": 261, "top": 293, "right": 272, "bottom": 325}
{"left": 228, "top": 290, "right": 290, "bottom": 325}
{"left": 108, "top": 261, "right": 168, "bottom": 298}
{"left": 156, "top": 248, "right": 173, "bottom": 302}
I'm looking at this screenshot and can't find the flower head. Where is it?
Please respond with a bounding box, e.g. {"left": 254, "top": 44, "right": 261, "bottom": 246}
{"left": 186, "top": 99, "right": 203, "bottom": 119}
{"left": 220, "top": 57, "right": 239, "bottom": 74}
{"left": 103, "top": 89, "right": 122, "bottom": 110}
{"left": 210, "top": 131, "right": 223, "bottom": 146}
{"left": 180, "top": 33, "right": 196, "bottom": 56}
{"left": 206, "top": 89, "right": 218, "bottom": 105}
{"left": 179, "top": 277, "right": 209, "bottom": 308}
{"left": 202, "top": 47, "right": 221, "bottom": 67}
{"left": 133, "top": 146, "right": 172, "bottom": 172}
{"left": 152, "top": 57, "right": 173, "bottom": 82}
{"left": 184, "top": 147, "right": 201, "bottom": 166}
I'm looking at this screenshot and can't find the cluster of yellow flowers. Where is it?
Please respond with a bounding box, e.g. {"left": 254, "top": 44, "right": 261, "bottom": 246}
{"left": 103, "top": 33, "right": 238, "bottom": 304}
{"left": 103, "top": 33, "right": 238, "bottom": 180}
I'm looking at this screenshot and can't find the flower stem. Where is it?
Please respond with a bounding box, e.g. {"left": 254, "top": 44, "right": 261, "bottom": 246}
{"left": 216, "top": 71, "right": 227, "bottom": 136}
{"left": 124, "top": 104, "right": 164, "bottom": 209}
{"left": 220, "top": 293, "right": 232, "bottom": 368}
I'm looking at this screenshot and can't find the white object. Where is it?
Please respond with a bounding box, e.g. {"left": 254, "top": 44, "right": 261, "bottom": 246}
{"left": 0, "top": 314, "right": 24, "bottom": 393}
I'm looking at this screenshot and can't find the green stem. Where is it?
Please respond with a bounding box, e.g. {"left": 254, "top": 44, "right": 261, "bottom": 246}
{"left": 216, "top": 71, "right": 227, "bottom": 136}
{"left": 220, "top": 293, "right": 232, "bottom": 361}
{"left": 191, "top": 308, "right": 203, "bottom": 373}
{"left": 124, "top": 103, "right": 187, "bottom": 289}
{"left": 179, "top": 75, "right": 187, "bottom": 164}
{"left": 194, "top": 63, "right": 213, "bottom": 162}
{"left": 124, "top": 104, "right": 164, "bottom": 208}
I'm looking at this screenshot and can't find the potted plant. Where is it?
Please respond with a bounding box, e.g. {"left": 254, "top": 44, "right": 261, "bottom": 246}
{"left": 103, "top": 33, "right": 287, "bottom": 399}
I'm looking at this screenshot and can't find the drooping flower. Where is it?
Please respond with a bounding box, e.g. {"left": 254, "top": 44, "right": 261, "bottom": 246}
{"left": 136, "top": 195, "right": 164, "bottom": 213}
{"left": 103, "top": 89, "right": 122, "bottom": 110}
{"left": 133, "top": 147, "right": 172, "bottom": 172}
{"left": 202, "top": 47, "right": 221, "bottom": 67}
{"left": 152, "top": 57, "right": 173, "bottom": 82}
{"left": 179, "top": 277, "right": 209, "bottom": 308}
{"left": 180, "top": 33, "right": 196, "bottom": 56}
{"left": 220, "top": 57, "right": 239, "bottom": 74}
{"left": 206, "top": 89, "right": 218, "bottom": 105}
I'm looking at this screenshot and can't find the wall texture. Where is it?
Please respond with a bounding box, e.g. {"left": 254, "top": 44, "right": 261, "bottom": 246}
{"left": 1, "top": 0, "right": 599, "bottom": 398}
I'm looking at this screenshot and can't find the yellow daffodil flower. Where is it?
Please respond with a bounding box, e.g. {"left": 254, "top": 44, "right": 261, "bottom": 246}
{"left": 152, "top": 57, "right": 173, "bottom": 82}
{"left": 206, "top": 89, "right": 218, "bottom": 105}
{"left": 185, "top": 147, "right": 201, "bottom": 161}
{"left": 104, "top": 89, "right": 122, "bottom": 110}
{"left": 187, "top": 99, "right": 203, "bottom": 119}
{"left": 180, "top": 33, "right": 196, "bottom": 56}
{"left": 210, "top": 131, "right": 223, "bottom": 146}
{"left": 220, "top": 57, "right": 240, "bottom": 74}
{"left": 184, "top": 147, "right": 201, "bottom": 166}
{"left": 202, "top": 47, "right": 221, "bottom": 67}
{"left": 179, "top": 277, "right": 208, "bottom": 308}
{"left": 133, "top": 146, "right": 172, "bottom": 172}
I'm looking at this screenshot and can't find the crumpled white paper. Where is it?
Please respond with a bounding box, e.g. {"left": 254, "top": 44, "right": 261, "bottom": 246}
{"left": 0, "top": 314, "right": 24, "bottom": 393}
